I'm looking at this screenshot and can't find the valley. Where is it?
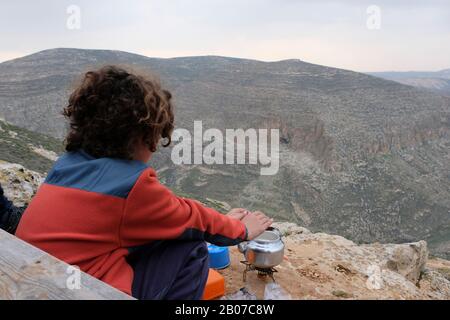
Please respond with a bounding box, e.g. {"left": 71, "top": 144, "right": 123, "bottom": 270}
{"left": 0, "top": 48, "right": 448, "bottom": 259}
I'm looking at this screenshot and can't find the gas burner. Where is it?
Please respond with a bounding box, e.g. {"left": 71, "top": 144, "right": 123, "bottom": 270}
{"left": 240, "top": 261, "right": 278, "bottom": 282}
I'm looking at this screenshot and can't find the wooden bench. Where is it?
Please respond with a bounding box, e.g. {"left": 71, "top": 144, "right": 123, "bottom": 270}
{"left": 0, "top": 229, "right": 134, "bottom": 300}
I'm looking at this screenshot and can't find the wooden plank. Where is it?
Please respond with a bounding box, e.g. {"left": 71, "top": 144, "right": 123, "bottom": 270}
{"left": 0, "top": 229, "right": 134, "bottom": 300}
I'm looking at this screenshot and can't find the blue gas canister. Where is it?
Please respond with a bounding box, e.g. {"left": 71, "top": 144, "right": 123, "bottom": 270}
{"left": 207, "top": 243, "right": 230, "bottom": 269}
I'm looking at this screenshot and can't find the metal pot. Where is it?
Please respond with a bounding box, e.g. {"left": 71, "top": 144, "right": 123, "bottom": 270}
{"left": 238, "top": 227, "right": 285, "bottom": 268}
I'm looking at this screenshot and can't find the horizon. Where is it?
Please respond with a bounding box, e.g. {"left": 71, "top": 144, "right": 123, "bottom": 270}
{"left": 0, "top": 1, "right": 449, "bottom": 72}
{"left": 1, "top": 47, "right": 448, "bottom": 74}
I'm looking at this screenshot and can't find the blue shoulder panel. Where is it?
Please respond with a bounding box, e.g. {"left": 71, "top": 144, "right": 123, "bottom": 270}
{"left": 45, "top": 150, "right": 148, "bottom": 198}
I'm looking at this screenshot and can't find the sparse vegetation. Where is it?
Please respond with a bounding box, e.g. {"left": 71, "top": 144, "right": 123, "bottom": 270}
{"left": 332, "top": 290, "right": 352, "bottom": 299}
{"left": 0, "top": 120, "right": 63, "bottom": 173}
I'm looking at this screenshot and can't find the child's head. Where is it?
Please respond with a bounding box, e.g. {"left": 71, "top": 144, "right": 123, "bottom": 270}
{"left": 63, "top": 65, "right": 174, "bottom": 161}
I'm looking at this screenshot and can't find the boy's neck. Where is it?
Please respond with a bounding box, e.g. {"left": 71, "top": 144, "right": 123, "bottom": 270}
{"left": 133, "top": 142, "right": 152, "bottom": 163}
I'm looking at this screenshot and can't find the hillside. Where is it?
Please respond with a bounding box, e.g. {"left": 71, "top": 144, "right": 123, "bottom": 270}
{"left": 1, "top": 161, "right": 450, "bottom": 300}
{"left": 369, "top": 69, "right": 450, "bottom": 96}
{"left": 0, "top": 119, "right": 62, "bottom": 173}
{"left": 0, "top": 48, "right": 449, "bottom": 259}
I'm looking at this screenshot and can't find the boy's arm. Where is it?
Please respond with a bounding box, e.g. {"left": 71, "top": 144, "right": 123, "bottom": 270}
{"left": 120, "top": 168, "right": 248, "bottom": 247}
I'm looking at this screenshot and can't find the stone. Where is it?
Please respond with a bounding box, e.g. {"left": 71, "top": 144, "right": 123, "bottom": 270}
{"left": 0, "top": 161, "right": 43, "bottom": 207}
{"left": 384, "top": 241, "right": 428, "bottom": 283}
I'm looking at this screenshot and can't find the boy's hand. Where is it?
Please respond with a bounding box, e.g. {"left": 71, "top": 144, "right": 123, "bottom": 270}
{"left": 227, "top": 208, "right": 250, "bottom": 221}
{"left": 241, "top": 211, "right": 273, "bottom": 240}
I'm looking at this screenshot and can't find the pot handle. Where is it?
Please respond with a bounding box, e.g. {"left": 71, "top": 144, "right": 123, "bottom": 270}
{"left": 267, "top": 226, "right": 283, "bottom": 238}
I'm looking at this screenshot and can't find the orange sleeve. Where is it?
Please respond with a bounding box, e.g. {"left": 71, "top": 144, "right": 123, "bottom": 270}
{"left": 120, "top": 167, "right": 247, "bottom": 247}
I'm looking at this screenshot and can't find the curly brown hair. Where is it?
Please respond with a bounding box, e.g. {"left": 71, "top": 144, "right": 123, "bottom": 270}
{"left": 63, "top": 65, "right": 174, "bottom": 159}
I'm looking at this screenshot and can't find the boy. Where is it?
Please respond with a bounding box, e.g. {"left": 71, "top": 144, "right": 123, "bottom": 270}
{"left": 15, "top": 66, "right": 272, "bottom": 300}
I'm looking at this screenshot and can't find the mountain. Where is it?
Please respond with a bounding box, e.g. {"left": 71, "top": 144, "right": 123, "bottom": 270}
{"left": 0, "top": 48, "right": 449, "bottom": 259}
{"left": 370, "top": 69, "right": 450, "bottom": 80}
{"left": 369, "top": 69, "right": 450, "bottom": 96}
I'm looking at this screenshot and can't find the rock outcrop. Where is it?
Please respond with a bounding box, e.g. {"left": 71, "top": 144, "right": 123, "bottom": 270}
{"left": 0, "top": 161, "right": 43, "bottom": 207}
{"left": 220, "top": 222, "right": 450, "bottom": 300}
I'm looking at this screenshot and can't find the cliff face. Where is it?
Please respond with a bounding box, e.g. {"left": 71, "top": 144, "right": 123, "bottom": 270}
{"left": 1, "top": 161, "right": 449, "bottom": 300}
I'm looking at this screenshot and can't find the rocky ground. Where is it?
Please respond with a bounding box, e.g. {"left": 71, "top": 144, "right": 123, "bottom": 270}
{"left": 220, "top": 222, "right": 450, "bottom": 300}
{"left": 1, "top": 161, "right": 449, "bottom": 300}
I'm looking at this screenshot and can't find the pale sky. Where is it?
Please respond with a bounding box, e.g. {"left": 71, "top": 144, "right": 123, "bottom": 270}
{"left": 0, "top": 0, "right": 449, "bottom": 72}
